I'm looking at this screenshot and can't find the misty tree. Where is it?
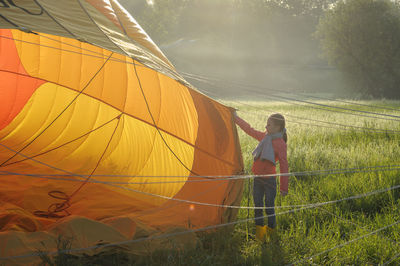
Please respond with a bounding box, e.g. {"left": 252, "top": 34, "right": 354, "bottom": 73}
{"left": 316, "top": 0, "right": 400, "bottom": 98}
{"left": 120, "top": 0, "right": 188, "bottom": 44}
{"left": 122, "top": 0, "right": 337, "bottom": 44}
{"left": 120, "top": 0, "right": 345, "bottom": 94}
{"left": 259, "top": 0, "right": 336, "bottom": 18}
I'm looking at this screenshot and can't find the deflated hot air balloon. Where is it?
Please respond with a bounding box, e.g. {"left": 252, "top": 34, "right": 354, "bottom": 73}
{"left": 0, "top": 0, "right": 243, "bottom": 263}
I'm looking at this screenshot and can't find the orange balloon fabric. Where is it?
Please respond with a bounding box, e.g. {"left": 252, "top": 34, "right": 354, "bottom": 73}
{"left": 0, "top": 1, "right": 243, "bottom": 263}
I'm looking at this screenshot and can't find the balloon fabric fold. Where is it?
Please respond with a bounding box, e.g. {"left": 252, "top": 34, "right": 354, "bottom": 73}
{"left": 0, "top": 0, "right": 243, "bottom": 263}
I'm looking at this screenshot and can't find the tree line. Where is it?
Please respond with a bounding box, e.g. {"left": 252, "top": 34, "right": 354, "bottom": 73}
{"left": 121, "top": 0, "right": 400, "bottom": 98}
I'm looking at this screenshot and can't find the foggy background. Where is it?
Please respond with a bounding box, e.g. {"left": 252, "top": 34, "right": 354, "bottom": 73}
{"left": 119, "top": 0, "right": 348, "bottom": 98}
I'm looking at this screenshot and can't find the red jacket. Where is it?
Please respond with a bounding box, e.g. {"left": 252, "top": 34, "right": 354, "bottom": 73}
{"left": 235, "top": 116, "right": 289, "bottom": 193}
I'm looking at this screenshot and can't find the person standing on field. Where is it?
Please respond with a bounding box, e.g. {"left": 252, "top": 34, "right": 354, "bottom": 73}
{"left": 234, "top": 111, "right": 289, "bottom": 242}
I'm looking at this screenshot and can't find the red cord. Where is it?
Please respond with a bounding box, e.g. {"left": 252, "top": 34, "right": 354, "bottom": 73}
{"left": 33, "top": 190, "right": 71, "bottom": 218}
{"left": 33, "top": 115, "right": 122, "bottom": 219}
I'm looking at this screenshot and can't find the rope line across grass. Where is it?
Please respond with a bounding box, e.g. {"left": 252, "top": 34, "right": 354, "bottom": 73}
{"left": 383, "top": 249, "right": 400, "bottom": 265}
{"left": 2, "top": 165, "right": 399, "bottom": 184}
{"left": 1, "top": 181, "right": 400, "bottom": 261}
{"left": 4, "top": 171, "right": 399, "bottom": 210}
{"left": 1, "top": 142, "right": 400, "bottom": 211}
{"left": 236, "top": 103, "right": 400, "bottom": 134}
{"left": 1, "top": 142, "right": 398, "bottom": 181}
{"left": 289, "top": 220, "right": 400, "bottom": 265}
{"left": 182, "top": 72, "right": 400, "bottom": 116}
{"left": 197, "top": 87, "right": 400, "bottom": 134}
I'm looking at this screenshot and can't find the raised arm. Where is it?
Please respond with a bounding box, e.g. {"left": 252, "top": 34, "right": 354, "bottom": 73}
{"left": 234, "top": 115, "right": 265, "bottom": 141}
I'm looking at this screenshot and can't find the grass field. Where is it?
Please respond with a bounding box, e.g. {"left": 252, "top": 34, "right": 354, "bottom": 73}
{"left": 228, "top": 99, "right": 400, "bottom": 265}
{"left": 42, "top": 99, "right": 400, "bottom": 265}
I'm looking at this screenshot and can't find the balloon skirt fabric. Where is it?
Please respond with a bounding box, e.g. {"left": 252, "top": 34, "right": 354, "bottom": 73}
{"left": 0, "top": 28, "right": 243, "bottom": 263}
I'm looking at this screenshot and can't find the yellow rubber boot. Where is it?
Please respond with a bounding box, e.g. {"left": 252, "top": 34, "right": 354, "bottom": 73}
{"left": 255, "top": 225, "right": 267, "bottom": 242}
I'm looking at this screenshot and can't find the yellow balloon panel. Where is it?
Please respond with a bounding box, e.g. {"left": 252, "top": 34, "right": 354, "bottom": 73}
{"left": 0, "top": 82, "right": 193, "bottom": 207}
{"left": 11, "top": 30, "right": 198, "bottom": 146}
{"left": 0, "top": 83, "right": 119, "bottom": 170}
{"left": 0, "top": 1, "right": 244, "bottom": 259}
{"left": 12, "top": 31, "right": 106, "bottom": 91}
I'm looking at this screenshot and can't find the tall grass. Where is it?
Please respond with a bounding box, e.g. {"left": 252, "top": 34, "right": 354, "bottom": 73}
{"left": 232, "top": 99, "right": 400, "bottom": 265}
{"left": 41, "top": 100, "right": 400, "bottom": 265}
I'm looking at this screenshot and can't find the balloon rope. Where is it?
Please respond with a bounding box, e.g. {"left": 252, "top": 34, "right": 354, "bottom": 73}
{"left": 132, "top": 61, "right": 202, "bottom": 177}
{"left": 77, "top": 1, "right": 207, "bottom": 177}
{"left": 68, "top": 114, "right": 122, "bottom": 199}
{"left": 33, "top": 0, "right": 77, "bottom": 39}
{"left": 197, "top": 85, "right": 400, "bottom": 134}
{"left": 33, "top": 114, "right": 122, "bottom": 218}
{"left": 3, "top": 185, "right": 400, "bottom": 261}
{"left": 183, "top": 71, "right": 400, "bottom": 112}
{"left": 3, "top": 166, "right": 396, "bottom": 211}
{"left": 1, "top": 33, "right": 398, "bottom": 130}
{"left": 182, "top": 72, "right": 400, "bottom": 118}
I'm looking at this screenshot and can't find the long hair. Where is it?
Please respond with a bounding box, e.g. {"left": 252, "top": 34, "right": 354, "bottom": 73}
{"left": 269, "top": 113, "right": 287, "bottom": 143}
